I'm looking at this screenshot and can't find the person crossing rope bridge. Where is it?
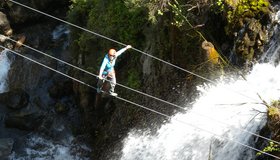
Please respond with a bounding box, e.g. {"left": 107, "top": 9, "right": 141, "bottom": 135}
{"left": 97, "top": 45, "right": 132, "bottom": 96}
{"left": 3, "top": 35, "right": 278, "bottom": 149}
{"left": 5, "top": 35, "right": 277, "bottom": 150}
{"left": 0, "top": 45, "right": 279, "bottom": 160}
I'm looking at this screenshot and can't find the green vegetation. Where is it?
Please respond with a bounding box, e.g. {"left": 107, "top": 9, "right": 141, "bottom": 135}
{"left": 260, "top": 100, "right": 280, "bottom": 157}
{"left": 68, "top": 0, "right": 147, "bottom": 71}
{"left": 67, "top": 0, "right": 93, "bottom": 58}
{"left": 214, "top": 0, "right": 270, "bottom": 35}
{"left": 271, "top": 100, "right": 280, "bottom": 107}
{"left": 124, "top": 0, "right": 168, "bottom": 23}
{"left": 257, "top": 141, "right": 280, "bottom": 156}
{"left": 268, "top": 100, "right": 280, "bottom": 117}
{"left": 268, "top": 106, "right": 280, "bottom": 117}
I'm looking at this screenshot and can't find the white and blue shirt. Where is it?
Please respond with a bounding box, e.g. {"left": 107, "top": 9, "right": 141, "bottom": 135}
{"left": 99, "top": 47, "right": 127, "bottom": 77}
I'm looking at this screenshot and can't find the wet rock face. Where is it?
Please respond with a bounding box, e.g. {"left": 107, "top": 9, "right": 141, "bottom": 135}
{"left": 5, "top": 110, "right": 44, "bottom": 131}
{"left": 217, "top": 0, "right": 272, "bottom": 66}
{"left": 0, "top": 89, "right": 44, "bottom": 131}
{"left": 267, "top": 104, "right": 280, "bottom": 142}
{"left": 6, "top": 0, "right": 70, "bottom": 24}
{"left": 0, "top": 11, "right": 13, "bottom": 50}
{"left": 0, "top": 89, "right": 29, "bottom": 110}
{"left": 0, "top": 0, "right": 70, "bottom": 51}
{"left": 235, "top": 18, "right": 269, "bottom": 65}
{"left": 0, "top": 138, "right": 14, "bottom": 158}
{"left": 48, "top": 78, "right": 73, "bottom": 99}
{"left": 4, "top": 0, "right": 71, "bottom": 91}
{"left": 30, "top": 0, "right": 70, "bottom": 9}
{"left": 0, "top": 12, "right": 12, "bottom": 36}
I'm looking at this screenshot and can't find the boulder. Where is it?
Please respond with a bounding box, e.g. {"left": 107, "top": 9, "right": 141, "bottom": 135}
{"left": 0, "top": 89, "right": 29, "bottom": 110}
{"left": 267, "top": 105, "right": 280, "bottom": 141}
{"left": 4, "top": 105, "right": 44, "bottom": 131}
{"left": 0, "top": 138, "right": 14, "bottom": 157}
{"left": 235, "top": 18, "right": 269, "bottom": 64}
{"left": 0, "top": 12, "right": 12, "bottom": 36}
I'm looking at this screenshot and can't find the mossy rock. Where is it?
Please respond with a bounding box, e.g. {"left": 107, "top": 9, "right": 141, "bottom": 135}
{"left": 234, "top": 18, "right": 268, "bottom": 64}
{"left": 267, "top": 101, "right": 280, "bottom": 141}
{"left": 223, "top": 0, "right": 271, "bottom": 33}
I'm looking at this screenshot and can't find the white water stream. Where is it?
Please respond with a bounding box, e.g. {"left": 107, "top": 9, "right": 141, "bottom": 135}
{"left": 0, "top": 49, "right": 12, "bottom": 93}
{"left": 121, "top": 63, "right": 280, "bottom": 160}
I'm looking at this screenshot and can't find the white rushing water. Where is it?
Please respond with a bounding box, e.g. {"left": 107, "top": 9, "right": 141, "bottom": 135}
{"left": 0, "top": 49, "right": 12, "bottom": 92}
{"left": 120, "top": 8, "right": 280, "bottom": 159}
{"left": 9, "top": 134, "right": 91, "bottom": 160}
{"left": 120, "top": 63, "right": 280, "bottom": 160}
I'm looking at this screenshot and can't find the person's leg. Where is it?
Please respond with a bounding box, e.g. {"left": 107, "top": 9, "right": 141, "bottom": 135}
{"left": 109, "top": 73, "right": 117, "bottom": 96}
{"left": 96, "top": 76, "right": 105, "bottom": 93}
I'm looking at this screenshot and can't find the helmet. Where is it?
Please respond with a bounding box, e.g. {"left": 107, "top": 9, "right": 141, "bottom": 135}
{"left": 109, "top": 49, "right": 116, "bottom": 56}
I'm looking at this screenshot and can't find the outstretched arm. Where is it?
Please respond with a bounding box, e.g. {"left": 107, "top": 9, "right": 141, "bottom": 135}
{"left": 115, "top": 45, "right": 132, "bottom": 57}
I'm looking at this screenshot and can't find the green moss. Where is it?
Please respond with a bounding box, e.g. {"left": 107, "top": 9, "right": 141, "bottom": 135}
{"left": 268, "top": 106, "right": 280, "bottom": 117}
{"left": 258, "top": 100, "right": 280, "bottom": 156}
{"left": 268, "top": 100, "right": 280, "bottom": 118}
{"left": 271, "top": 100, "right": 280, "bottom": 107}
{"left": 268, "top": 100, "right": 280, "bottom": 117}
{"left": 257, "top": 141, "right": 280, "bottom": 156}
{"left": 214, "top": 0, "right": 270, "bottom": 35}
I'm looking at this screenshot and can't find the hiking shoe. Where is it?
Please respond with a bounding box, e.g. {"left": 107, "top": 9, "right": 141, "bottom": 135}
{"left": 109, "top": 92, "right": 118, "bottom": 97}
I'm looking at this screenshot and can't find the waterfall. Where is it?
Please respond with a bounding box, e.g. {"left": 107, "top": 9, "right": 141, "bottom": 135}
{"left": 52, "top": 24, "right": 70, "bottom": 50}
{"left": 0, "top": 49, "right": 12, "bottom": 92}
{"left": 261, "top": 10, "right": 280, "bottom": 64}
{"left": 119, "top": 24, "right": 280, "bottom": 160}
{"left": 120, "top": 63, "right": 279, "bottom": 160}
